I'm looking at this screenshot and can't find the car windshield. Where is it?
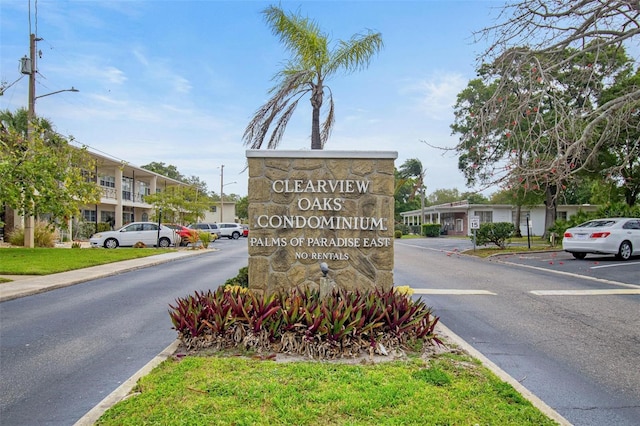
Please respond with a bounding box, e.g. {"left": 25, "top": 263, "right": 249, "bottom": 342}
{"left": 577, "top": 220, "right": 617, "bottom": 228}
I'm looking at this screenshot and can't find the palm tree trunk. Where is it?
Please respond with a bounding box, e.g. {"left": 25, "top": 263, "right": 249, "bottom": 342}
{"left": 310, "top": 84, "right": 323, "bottom": 149}
{"left": 311, "top": 105, "right": 322, "bottom": 149}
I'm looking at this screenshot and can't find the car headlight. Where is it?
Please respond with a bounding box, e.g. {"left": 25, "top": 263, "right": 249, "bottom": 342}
{"left": 92, "top": 233, "right": 102, "bottom": 238}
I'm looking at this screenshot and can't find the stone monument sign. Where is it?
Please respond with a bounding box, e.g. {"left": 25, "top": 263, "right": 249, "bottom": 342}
{"left": 246, "top": 150, "right": 397, "bottom": 295}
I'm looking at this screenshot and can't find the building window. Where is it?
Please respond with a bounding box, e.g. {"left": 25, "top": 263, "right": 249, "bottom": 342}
{"left": 122, "top": 177, "right": 133, "bottom": 201}
{"left": 100, "top": 211, "right": 115, "bottom": 222}
{"left": 474, "top": 211, "right": 493, "bottom": 223}
{"left": 556, "top": 211, "right": 567, "bottom": 221}
{"left": 210, "top": 206, "right": 217, "bottom": 213}
{"left": 100, "top": 175, "right": 115, "bottom": 188}
{"left": 81, "top": 209, "right": 97, "bottom": 222}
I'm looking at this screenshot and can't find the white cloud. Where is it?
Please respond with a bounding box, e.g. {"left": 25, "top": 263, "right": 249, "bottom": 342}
{"left": 404, "top": 72, "right": 467, "bottom": 121}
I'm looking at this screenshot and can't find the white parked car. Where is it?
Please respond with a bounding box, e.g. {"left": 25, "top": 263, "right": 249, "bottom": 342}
{"left": 90, "top": 222, "right": 177, "bottom": 249}
{"left": 562, "top": 218, "right": 640, "bottom": 260}
{"left": 218, "top": 222, "right": 244, "bottom": 239}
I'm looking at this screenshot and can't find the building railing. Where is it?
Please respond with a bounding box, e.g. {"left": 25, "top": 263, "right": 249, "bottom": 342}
{"left": 101, "top": 186, "right": 150, "bottom": 204}
{"left": 102, "top": 187, "right": 117, "bottom": 199}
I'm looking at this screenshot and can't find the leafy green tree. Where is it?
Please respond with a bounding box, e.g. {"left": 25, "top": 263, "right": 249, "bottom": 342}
{"left": 469, "top": 0, "right": 639, "bottom": 217}
{"left": 235, "top": 196, "right": 248, "bottom": 221}
{"left": 452, "top": 44, "right": 633, "bottom": 235}
{"left": 427, "top": 188, "right": 461, "bottom": 205}
{"left": 461, "top": 192, "right": 489, "bottom": 204}
{"left": 597, "top": 68, "right": 640, "bottom": 206}
{"left": 141, "top": 162, "right": 185, "bottom": 182}
{"left": 393, "top": 169, "right": 420, "bottom": 222}
{"left": 143, "top": 186, "right": 209, "bottom": 225}
{"left": 0, "top": 121, "right": 101, "bottom": 235}
{"left": 183, "top": 175, "right": 209, "bottom": 194}
{"left": 243, "top": 5, "right": 383, "bottom": 150}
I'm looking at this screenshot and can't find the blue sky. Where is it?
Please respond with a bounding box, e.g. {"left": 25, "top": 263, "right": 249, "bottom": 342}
{"left": 1, "top": 0, "right": 503, "bottom": 198}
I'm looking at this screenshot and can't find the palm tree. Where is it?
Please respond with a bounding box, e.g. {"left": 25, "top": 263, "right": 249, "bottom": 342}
{"left": 243, "top": 5, "right": 383, "bottom": 150}
{"left": 399, "top": 158, "right": 426, "bottom": 229}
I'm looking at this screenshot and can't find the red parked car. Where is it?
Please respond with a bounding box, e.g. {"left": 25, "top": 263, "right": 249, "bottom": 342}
{"left": 242, "top": 225, "right": 249, "bottom": 237}
{"left": 164, "top": 224, "right": 196, "bottom": 246}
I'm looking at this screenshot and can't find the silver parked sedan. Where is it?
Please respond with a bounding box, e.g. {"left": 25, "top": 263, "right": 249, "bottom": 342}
{"left": 562, "top": 217, "right": 640, "bottom": 260}
{"left": 90, "top": 222, "right": 177, "bottom": 249}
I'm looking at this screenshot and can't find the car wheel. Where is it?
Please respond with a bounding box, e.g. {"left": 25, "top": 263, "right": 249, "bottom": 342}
{"left": 159, "top": 237, "right": 171, "bottom": 248}
{"left": 104, "top": 238, "right": 118, "bottom": 249}
{"left": 232, "top": 231, "right": 240, "bottom": 239}
{"left": 571, "top": 252, "right": 587, "bottom": 260}
{"left": 617, "top": 241, "right": 632, "bottom": 260}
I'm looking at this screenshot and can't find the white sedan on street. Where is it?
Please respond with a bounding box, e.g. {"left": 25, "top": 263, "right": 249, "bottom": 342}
{"left": 90, "top": 222, "right": 177, "bottom": 249}
{"left": 562, "top": 217, "right": 640, "bottom": 260}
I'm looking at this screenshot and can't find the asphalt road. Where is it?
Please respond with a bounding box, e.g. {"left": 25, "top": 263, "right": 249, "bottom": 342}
{"left": 0, "top": 239, "right": 249, "bottom": 425}
{"left": 395, "top": 238, "right": 640, "bottom": 426}
{"left": 2, "top": 237, "right": 639, "bottom": 425}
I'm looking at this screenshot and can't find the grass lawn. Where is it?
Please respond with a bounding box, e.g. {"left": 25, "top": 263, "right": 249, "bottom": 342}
{"left": 97, "top": 352, "right": 556, "bottom": 425}
{"left": 0, "top": 247, "right": 174, "bottom": 275}
{"left": 400, "top": 234, "right": 559, "bottom": 258}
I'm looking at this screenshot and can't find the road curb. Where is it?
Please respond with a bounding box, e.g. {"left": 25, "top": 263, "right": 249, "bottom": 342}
{"left": 73, "top": 340, "right": 181, "bottom": 426}
{"left": 435, "top": 322, "right": 572, "bottom": 426}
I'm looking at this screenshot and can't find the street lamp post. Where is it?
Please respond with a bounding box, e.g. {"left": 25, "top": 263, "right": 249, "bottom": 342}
{"left": 22, "top": 32, "right": 78, "bottom": 247}
{"left": 219, "top": 165, "right": 224, "bottom": 222}
{"left": 220, "top": 180, "right": 237, "bottom": 222}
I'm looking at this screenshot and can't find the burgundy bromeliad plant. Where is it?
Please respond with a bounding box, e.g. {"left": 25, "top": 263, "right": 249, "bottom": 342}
{"left": 169, "top": 286, "right": 441, "bottom": 359}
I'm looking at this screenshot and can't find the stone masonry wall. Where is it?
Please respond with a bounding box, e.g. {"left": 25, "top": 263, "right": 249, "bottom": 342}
{"left": 246, "top": 150, "right": 397, "bottom": 296}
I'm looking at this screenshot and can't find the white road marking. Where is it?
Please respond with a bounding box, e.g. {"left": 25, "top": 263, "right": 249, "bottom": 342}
{"left": 411, "top": 289, "right": 496, "bottom": 295}
{"left": 590, "top": 261, "right": 640, "bottom": 269}
{"left": 531, "top": 289, "right": 640, "bottom": 296}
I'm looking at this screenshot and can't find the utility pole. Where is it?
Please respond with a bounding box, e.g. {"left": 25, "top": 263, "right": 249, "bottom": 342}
{"left": 219, "top": 165, "right": 224, "bottom": 222}
{"left": 24, "top": 33, "right": 38, "bottom": 248}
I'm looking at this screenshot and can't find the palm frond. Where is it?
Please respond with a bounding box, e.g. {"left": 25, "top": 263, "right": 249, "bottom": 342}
{"left": 320, "top": 91, "right": 335, "bottom": 148}
{"left": 243, "top": 71, "right": 311, "bottom": 149}
{"left": 262, "top": 6, "right": 328, "bottom": 66}
{"left": 267, "top": 98, "right": 301, "bottom": 149}
{"left": 328, "top": 31, "right": 384, "bottom": 75}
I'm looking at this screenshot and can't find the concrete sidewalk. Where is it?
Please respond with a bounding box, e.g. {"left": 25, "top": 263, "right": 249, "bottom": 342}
{"left": 0, "top": 250, "right": 208, "bottom": 302}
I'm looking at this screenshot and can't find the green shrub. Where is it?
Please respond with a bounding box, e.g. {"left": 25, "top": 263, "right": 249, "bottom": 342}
{"left": 6, "top": 221, "right": 59, "bottom": 247}
{"left": 198, "top": 231, "right": 212, "bottom": 247}
{"left": 77, "top": 221, "right": 110, "bottom": 239}
{"left": 394, "top": 230, "right": 403, "bottom": 239}
{"left": 422, "top": 223, "right": 441, "bottom": 237}
{"left": 224, "top": 266, "right": 249, "bottom": 288}
{"left": 472, "top": 222, "right": 515, "bottom": 249}
{"left": 394, "top": 223, "right": 409, "bottom": 235}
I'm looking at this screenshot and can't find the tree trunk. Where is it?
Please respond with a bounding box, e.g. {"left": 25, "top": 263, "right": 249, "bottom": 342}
{"left": 310, "top": 83, "right": 323, "bottom": 150}
{"left": 311, "top": 105, "right": 322, "bottom": 149}
{"left": 543, "top": 184, "right": 557, "bottom": 238}
{"left": 514, "top": 205, "right": 522, "bottom": 238}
